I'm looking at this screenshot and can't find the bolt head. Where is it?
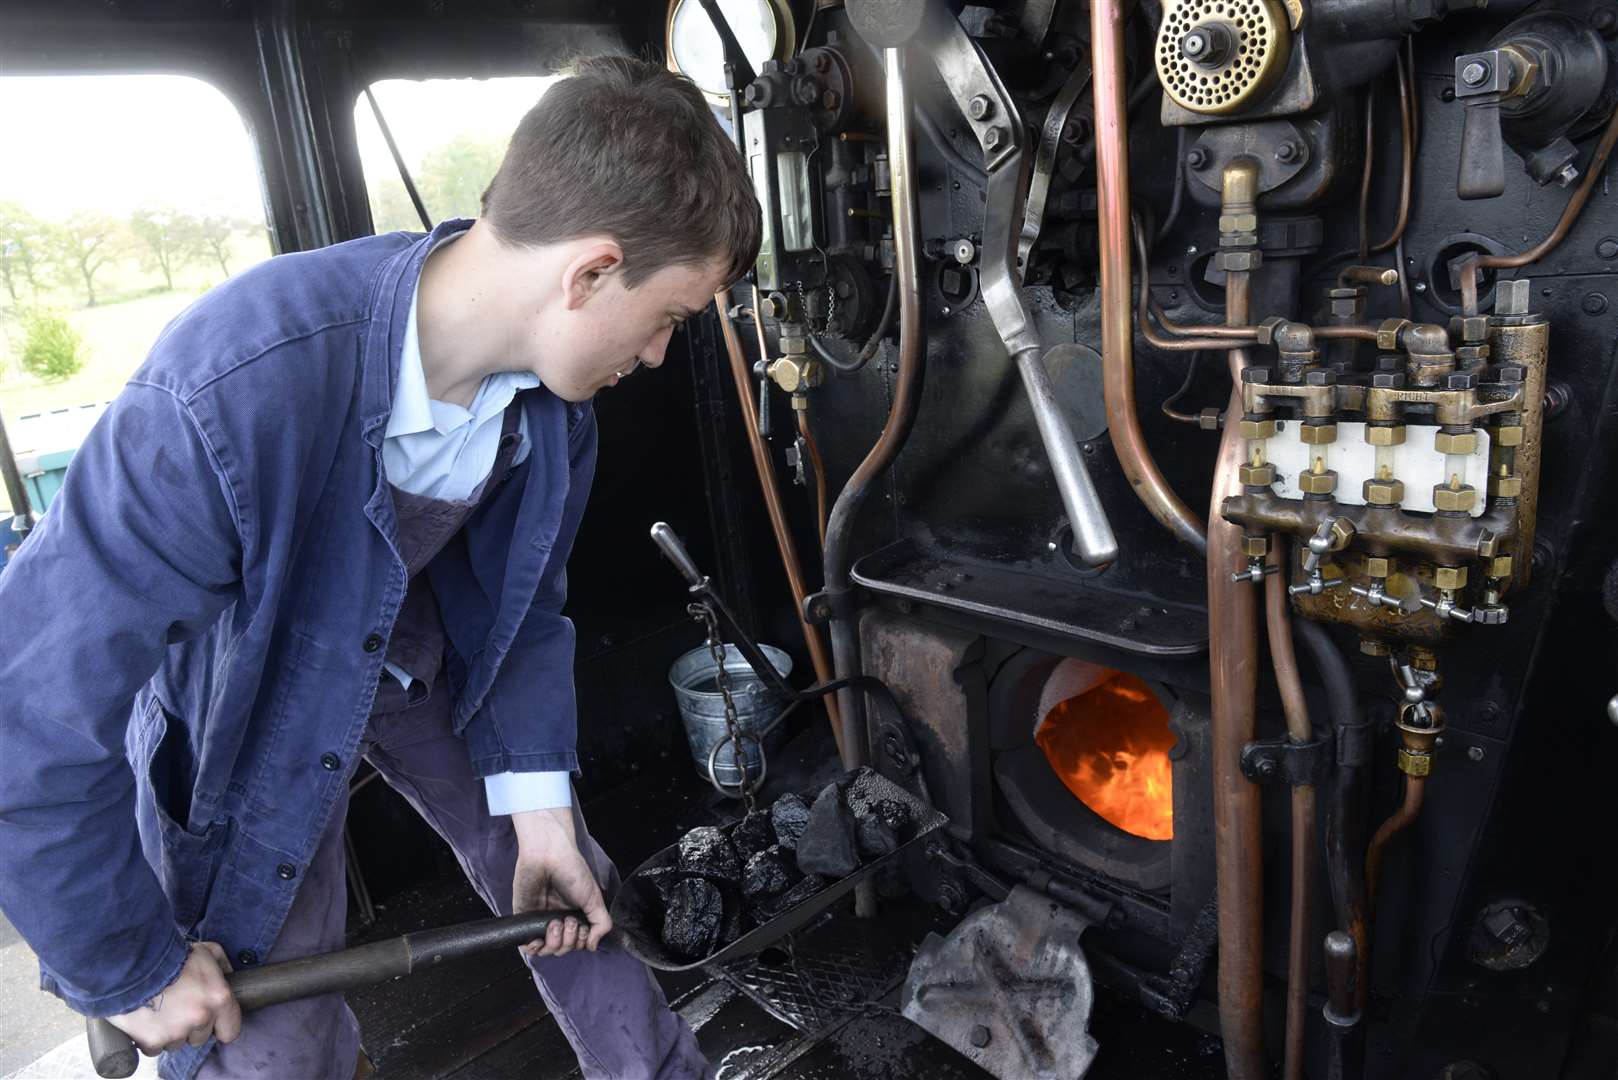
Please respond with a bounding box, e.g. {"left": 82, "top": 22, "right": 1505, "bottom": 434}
{"left": 1486, "top": 555, "right": 1514, "bottom": 578}
{"left": 1183, "top": 30, "right": 1209, "bottom": 57}
{"left": 1444, "top": 371, "right": 1477, "bottom": 390}
{"left": 1298, "top": 468, "right": 1339, "bottom": 495}
{"left": 1495, "top": 424, "right": 1523, "bottom": 447}
{"left": 1433, "top": 483, "right": 1479, "bottom": 513}
{"left": 1239, "top": 462, "right": 1278, "bottom": 487}
{"left": 1187, "top": 147, "right": 1210, "bottom": 169}
{"left": 1299, "top": 423, "right": 1338, "bottom": 445}
{"left": 1276, "top": 141, "right": 1300, "bottom": 163}
{"left": 1303, "top": 369, "right": 1337, "bottom": 386}
{"left": 1583, "top": 292, "right": 1610, "bottom": 315}
{"left": 1495, "top": 279, "right": 1532, "bottom": 315}
{"left": 1488, "top": 473, "right": 1523, "bottom": 498}
{"left": 1598, "top": 238, "right": 1618, "bottom": 261}
{"left": 1371, "top": 371, "right": 1407, "bottom": 389}
{"left": 1365, "top": 556, "right": 1393, "bottom": 578}
{"left": 1241, "top": 535, "right": 1270, "bottom": 557}
{"left": 1434, "top": 430, "right": 1478, "bottom": 455}
{"left": 970, "top": 1024, "right": 993, "bottom": 1048}
{"left": 1239, "top": 417, "right": 1278, "bottom": 439}
{"left": 1468, "top": 745, "right": 1486, "bottom": 762}
{"left": 1365, "top": 477, "right": 1405, "bottom": 505}
{"left": 983, "top": 125, "right": 1007, "bottom": 152}
{"left": 1366, "top": 424, "right": 1407, "bottom": 446}
{"left": 1461, "top": 60, "right": 1490, "bottom": 86}
{"left": 1435, "top": 565, "right": 1469, "bottom": 590}
{"left": 968, "top": 94, "right": 994, "bottom": 121}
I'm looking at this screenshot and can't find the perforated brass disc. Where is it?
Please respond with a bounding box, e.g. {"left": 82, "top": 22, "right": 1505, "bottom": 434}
{"left": 1156, "top": 0, "right": 1290, "bottom": 116}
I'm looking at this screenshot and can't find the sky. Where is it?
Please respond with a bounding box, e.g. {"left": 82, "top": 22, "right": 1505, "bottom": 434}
{"left": 0, "top": 73, "right": 556, "bottom": 223}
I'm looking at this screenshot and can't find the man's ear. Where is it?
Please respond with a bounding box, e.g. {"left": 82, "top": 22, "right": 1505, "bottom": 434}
{"left": 560, "top": 239, "right": 626, "bottom": 311}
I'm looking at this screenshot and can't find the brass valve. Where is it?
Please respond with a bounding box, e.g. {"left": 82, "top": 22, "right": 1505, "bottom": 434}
{"left": 766, "top": 355, "right": 825, "bottom": 394}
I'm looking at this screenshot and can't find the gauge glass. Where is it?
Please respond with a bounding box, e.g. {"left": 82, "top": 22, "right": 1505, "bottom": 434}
{"left": 669, "top": 0, "right": 779, "bottom": 98}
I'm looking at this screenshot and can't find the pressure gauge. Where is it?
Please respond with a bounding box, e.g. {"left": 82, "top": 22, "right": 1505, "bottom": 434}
{"left": 666, "top": 0, "right": 795, "bottom": 102}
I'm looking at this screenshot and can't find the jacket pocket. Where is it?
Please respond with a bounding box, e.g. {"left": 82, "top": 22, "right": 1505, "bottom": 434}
{"left": 136, "top": 698, "right": 229, "bottom": 934}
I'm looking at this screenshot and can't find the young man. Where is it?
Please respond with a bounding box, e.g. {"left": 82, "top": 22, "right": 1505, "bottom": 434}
{"left": 0, "top": 56, "right": 759, "bottom": 1079}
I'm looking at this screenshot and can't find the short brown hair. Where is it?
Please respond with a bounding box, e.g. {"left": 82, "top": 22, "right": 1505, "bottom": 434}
{"left": 481, "top": 55, "right": 761, "bottom": 287}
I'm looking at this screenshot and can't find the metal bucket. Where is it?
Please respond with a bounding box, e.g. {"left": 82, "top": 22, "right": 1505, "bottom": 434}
{"left": 668, "top": 643, "right": 793, "bottom": 790}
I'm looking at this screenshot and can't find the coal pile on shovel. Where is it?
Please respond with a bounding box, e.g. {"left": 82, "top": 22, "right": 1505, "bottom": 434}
{"left": 610, "top": 767, "right": 946, "bottom": 971}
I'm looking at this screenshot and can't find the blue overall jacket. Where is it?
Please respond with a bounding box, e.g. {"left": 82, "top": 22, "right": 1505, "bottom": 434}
{"left": 0, "top": 219, "right": 597, "bottom": 1035}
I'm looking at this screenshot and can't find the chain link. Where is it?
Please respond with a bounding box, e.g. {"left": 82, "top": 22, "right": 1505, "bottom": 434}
{"left": 688, "top": 601, "right": 758, "bottom": 813}
{"left": 795, "top": 280, "right": 836, "bottom": 337}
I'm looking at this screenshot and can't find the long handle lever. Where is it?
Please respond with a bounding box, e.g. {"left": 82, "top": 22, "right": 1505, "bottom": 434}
{"left": 1014, "top": 348, "right": 1119, "bottom": 565}
{"left": 88, "top": 910, "right": 587, "bottom": 1078}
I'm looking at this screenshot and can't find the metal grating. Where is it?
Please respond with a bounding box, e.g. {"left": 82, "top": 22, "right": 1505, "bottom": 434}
{"left": 718, "top": 917, "right": 912, "bottom": 1033}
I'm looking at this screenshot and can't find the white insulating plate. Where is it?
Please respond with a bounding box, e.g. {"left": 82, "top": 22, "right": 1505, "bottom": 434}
{"left": 1265, "top": 420, "right": 1491, "bottom": 517}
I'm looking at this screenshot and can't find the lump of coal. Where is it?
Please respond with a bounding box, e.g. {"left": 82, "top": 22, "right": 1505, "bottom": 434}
{"left": 754, "top": 873, "right": 829, "bottom": 921}
{"left": 678, "top": 826, "right": 741, "bottom": 882}
{"left": 661, "top": 877, "right": 724, "bottom": 961}
{"left": 874, "top": 798, "right": 912, "bottom": 832}
{"left": 731, "top": 810, "right": 776, "bottom": 859}
{"left": 855, "top": 813, "right": 899, "bottom": 859}
{"left": 770, "top": 793, "right": 812, "bottom": 852}
{"left": 796, "top": 782, "right": 859, "bottom": 878}
{"left": 742, "top": 845, "right": 795, "bottom": 900}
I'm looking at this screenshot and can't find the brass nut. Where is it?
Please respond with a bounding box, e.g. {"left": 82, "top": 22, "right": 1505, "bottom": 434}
{"left": 1219, "top": 212, "right": 1259, "bottom": 234}
{"left": 1365, "top": 424, "right": 1406, "bottom": 446}
{"left": 1449, "top": 315, "right": 1489, "bottom": 342}
{"left": 1218, "top": 250, "right": 1260, "bottom": 273}
{"left": 1397, "top": 747, "right": 1433, "bottom": 777}
{"left": 1495, "top": 424, "right": 1524, "bottom": 447}
{"left": 1326, "top": 518, "right": 1356, "bottom": 550}
{"left": 1489, "top": 473, "right": 1524, "bottom": 498}
{"left": 1360, "top": 637, "right": 1392, "bottom": 657}
{"left": 1241, "top": 535, "right": 1270, "bottom": 557}
{"left": 1434, "top": 565, "right": 1469, "bottom": 591}
{"left": 1364, "top": 477, "right": 1405, "bottom": 505}
{"left": 1298, "top": 469, "right": 1339, "bottom": 495}
{"left": 1432, "top": 483, "right": 1478, "bottom": 513}
{"left": 1239, "top": 418, "right": 1277, "bottom": 439}
{"left": 1486, "top": 555, "right": 1514, "bottom": 579}
{"left": 1299, "top": 423, "right": 1338, "bottom": 445}
{"left": 1364, "top": 556, "right": 1393, "bottom": 578}
{"left": 1239, "top": 463, "right": 1277, "bottom": 486}
{"left": 1434, "top": 430, "right": 1478, "bottom": 455}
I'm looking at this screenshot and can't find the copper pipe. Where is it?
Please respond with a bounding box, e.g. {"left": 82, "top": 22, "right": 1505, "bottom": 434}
{"left": 1358, "top": 86, "right": 1376, "bottom": 264}
{"left": 1370, "top": 43, "right": 1414, "bottom": 255}
{"left": 797, "top": 407, "right": 829, "bottom": 549}
{"left": 825, "top": 43, "right": 926, "bottom": 771}
{"left": 1209, "top": 156, "right": 1267, "bottom": 1080}
{"left": 1461, "top": 106, "right": 1618, "bottom": 313}
{"left": 1095, "top": 0, "right": 1207, "bottom": 554}
{"left": 715, "top": 299, "right": 844, "bottom": 748}
{"left": 1133, "top": 218, "right": 1381, "bottom": 346}
{"left": 1266, "top": 541, "right": 1316, "bottom": 1080}
{"left": 1365, "top": 774, "right": 1427, "bottom": 929}
{"left": 1338, "top": 266, "right": 1399, "bottom": 288}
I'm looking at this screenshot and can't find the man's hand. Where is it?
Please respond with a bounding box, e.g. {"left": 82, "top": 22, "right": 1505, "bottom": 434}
{"left": 511, "top": 807, "right": 612, "bottom": 957}
{"left": 105, "top": 942, "right": 241, "bottom": 1054}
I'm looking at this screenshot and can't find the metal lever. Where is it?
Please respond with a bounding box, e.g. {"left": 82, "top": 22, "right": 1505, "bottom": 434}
{"left": 1232, "top": 558, "right": 1279, "bottom": 585}
{"left": 920, "top": 5, "right": 1116, "bottom": 566}
{"left": 1454, "top": 50, "right": 1516, "bottom": 200}
{"left": 1016, "top": 347, "right": 1118, "bottom": 565}
{"left": 1289, "top": 517, "right": 1352, "bottom": 595}
{"left": 752, "top": 360, "right": 772, "bottom": 439}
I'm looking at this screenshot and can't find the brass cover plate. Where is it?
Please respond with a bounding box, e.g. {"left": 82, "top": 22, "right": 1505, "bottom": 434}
{"left": 1156, "top": 0, "right": 1291, "bottom": 116}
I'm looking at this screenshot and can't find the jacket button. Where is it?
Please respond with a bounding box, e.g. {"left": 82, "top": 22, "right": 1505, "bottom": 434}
{"left": 320, "top": 752, "right": 341, "bottom": 771}
{"left": 277, "top": 863, "right": 296, "bottom": 880}
{"left": 363, "top": 633, "right": 383, "bottom": 653}
{"left": 237, "top": 949, "right": 258, "bottom": 966}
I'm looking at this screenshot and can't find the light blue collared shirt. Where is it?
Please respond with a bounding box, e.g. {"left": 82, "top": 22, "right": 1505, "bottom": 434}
{"left": 382, "top": 237, "right": 569, "bottom": 816}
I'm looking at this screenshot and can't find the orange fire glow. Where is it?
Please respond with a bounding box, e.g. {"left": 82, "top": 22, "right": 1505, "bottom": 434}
{"left": 1035, "top": 671, "right": 1175, "bottom": 841}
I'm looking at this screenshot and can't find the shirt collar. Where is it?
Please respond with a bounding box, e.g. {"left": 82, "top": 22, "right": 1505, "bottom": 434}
{"left": 385, "top": 232, "right": 540, "bottom": 441}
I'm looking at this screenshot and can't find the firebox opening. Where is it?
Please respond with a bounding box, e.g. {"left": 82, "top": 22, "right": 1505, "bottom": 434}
{"left": 1034, "top": 670, "right": 1175, "bottom": 841}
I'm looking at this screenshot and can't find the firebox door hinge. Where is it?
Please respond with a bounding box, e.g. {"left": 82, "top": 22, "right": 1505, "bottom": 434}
{"left": 1240, "top": 732, "right": 1333, "bottom": 786}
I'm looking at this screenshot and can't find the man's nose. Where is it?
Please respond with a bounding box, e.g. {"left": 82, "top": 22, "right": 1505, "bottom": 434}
{"left": 640, "top": 328, "right": 673, "bottom": 369}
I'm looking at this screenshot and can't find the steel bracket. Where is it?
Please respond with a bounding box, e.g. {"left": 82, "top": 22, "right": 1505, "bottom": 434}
{"left": 1240, "top": 732, "right": 1333, "bottom": 786}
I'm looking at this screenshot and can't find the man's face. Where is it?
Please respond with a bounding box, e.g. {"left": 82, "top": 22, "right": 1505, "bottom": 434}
{"left": 527, "top": 246, "right": 731, "bottom": 402}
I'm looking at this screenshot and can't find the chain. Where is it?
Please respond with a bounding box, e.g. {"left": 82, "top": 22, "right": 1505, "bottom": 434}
{"left": 795, "top": 280, "right": 836, "bottom": 337}
{"left": 688, "top": 601, "right": 757, "bottom": 813}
